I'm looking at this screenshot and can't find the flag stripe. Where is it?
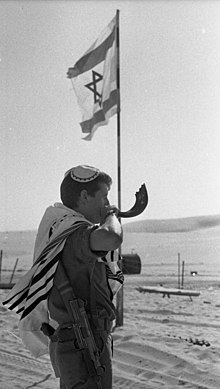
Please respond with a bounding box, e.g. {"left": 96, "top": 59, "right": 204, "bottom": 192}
{"left": 81, "top": 89, "right": 119, "bottom": 135}
{"left": 3, "top": 283, "right": 29, "bottom": 304}
{"left": 7, "top": 290, "right": 28, "bottom": 311}
{"left": 67, "top": 25, "right": 116, "bottom": 78}
{"left": 4, "top": 259, "right": 57, "bottom": 310}
{"left": 27, "top": 257, "right": 59, "bottom": 295}
{"left": 16, "top": 268, "right": 56, "bottom": 318}
{"left": 34, "top": 221, "right": 86, "bottom": 265}
{"left": 21, "top": 290, "right": 52, "bottom": 319}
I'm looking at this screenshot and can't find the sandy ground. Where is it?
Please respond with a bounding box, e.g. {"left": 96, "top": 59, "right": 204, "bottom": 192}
{"left": 1, "top": 274, "right": 220, "bottom": 389}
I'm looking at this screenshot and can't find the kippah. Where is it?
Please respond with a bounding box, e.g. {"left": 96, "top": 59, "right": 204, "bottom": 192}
{"left": 64, "top": 165, "right": 100, "bottom": 182}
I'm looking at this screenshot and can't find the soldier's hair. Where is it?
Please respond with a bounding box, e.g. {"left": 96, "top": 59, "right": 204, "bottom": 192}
{"left": 60, "top": 171, "right": 112, "bottom": 209}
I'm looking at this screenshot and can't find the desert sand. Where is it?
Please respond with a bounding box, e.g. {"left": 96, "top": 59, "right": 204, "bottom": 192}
{"left": 1, "top": 280, "right": 220, "bottom": 389}
{"left": 0, "top": 222, "right": 220, "bottom": 388}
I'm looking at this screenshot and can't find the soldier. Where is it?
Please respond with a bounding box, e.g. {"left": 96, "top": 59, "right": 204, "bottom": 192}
{"left": 3, "top": 165, "right": 124, "bottom": 389}
{"left": 45, "top": 165, "right": 123, "bottom": 388}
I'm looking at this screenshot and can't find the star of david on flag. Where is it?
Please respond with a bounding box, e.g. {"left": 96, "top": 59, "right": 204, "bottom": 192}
{"left": 67, "top": 14, "right": 119, "bottom": 140}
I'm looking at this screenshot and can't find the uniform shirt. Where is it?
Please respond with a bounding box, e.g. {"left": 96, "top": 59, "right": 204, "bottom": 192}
{"left": 48, "top": 224, "right": 116, "bottom": 324}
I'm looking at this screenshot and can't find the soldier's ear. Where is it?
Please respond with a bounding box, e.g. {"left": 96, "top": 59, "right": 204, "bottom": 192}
{"left": 80, "top": 189, "right": 89, "bottom": 203}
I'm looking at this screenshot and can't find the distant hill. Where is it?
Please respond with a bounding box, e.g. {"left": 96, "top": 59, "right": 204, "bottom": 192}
{"left": 0, "top": 230, "right": 36, "bottom": 258}
{"left": 123, "top": 215, "right": 220, "bottom": 233}
{"left": 1, "top": 215, "right": 220, "bottom": 250}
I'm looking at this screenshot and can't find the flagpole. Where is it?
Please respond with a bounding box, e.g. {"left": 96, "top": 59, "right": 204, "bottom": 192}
{"left": 115, "top": 9, "right": 123, "bottom": 327}
{"left": 116, "top": 9, "right": 121, "bottom": 212}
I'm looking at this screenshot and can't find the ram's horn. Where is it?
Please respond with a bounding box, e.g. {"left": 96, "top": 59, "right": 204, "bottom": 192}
{"left": 118, "top": 184, "right": 148, "bottom": 218}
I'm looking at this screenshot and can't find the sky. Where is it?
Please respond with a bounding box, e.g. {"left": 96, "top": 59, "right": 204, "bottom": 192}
{"left": 1, "top": 0, "right": 220, "bottom": 231}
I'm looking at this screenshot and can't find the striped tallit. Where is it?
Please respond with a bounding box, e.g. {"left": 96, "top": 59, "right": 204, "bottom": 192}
{"left": 2, "top": 203, "right": 124, "bottom": 357}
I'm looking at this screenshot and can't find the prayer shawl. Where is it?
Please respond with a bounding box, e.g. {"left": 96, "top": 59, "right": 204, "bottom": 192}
{"left": 3, "top": 203, "right": 124, "bottom": 358}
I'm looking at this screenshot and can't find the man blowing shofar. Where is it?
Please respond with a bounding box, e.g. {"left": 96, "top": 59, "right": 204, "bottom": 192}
{"left": 3, "top": 165, "right": 124, "bottom": 389}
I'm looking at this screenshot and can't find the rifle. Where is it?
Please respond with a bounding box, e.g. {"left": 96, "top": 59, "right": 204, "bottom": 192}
{"left": 54, "top": 261, "right": 105, "bottom": 389}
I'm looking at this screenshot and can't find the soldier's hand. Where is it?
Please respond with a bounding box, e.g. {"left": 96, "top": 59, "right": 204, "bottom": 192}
{"left": 100, "top": 205, "right": 120, "bottom": 225}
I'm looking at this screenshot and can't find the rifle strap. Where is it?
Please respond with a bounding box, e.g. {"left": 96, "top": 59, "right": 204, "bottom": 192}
{"left": 88, "top": 261, "right": 101, "bottom": 330}
{"left": 54, "top": 256, "right": 99, "bottom": 325}
{"left": 54, "top": 257, "right": 77, "bottom": 314}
